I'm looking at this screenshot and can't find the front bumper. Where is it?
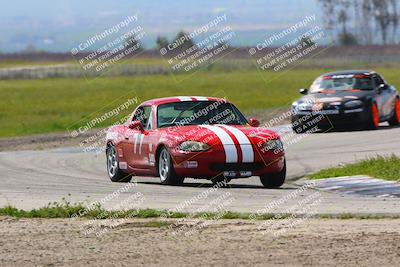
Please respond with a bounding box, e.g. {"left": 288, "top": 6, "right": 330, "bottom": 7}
{"left": 170, "top": 145, "right": 285, "bottom": 179}
{"left": 291, "top": 108, "right": 369, "bottom": 127}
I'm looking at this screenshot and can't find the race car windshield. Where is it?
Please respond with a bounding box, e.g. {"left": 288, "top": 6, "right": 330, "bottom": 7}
{"left": 309, "top": 76, "right": 373, "bottom": 93}
{"left": 157, "top": 101, "right": 249, "bottom": 128}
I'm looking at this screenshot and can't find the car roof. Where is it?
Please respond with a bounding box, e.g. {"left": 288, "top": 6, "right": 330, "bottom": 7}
{"left": 321, "top": 70, "right": 376, "bottom": 77}
{"left": 140, "top": 96, "right": 228, "bottom": 106}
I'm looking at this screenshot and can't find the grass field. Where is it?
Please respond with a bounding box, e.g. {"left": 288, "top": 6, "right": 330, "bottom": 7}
{"left": 308, "top": 155, "right": 400, "bottom": 181}
{"left": 0, "top": 57, "right": 169, "bottom": 69}
{"left": 0, "top": 201, "right": 395, "bottom": 219}
{"left": 0, "top": 67, "right": 399, "bottom": 137}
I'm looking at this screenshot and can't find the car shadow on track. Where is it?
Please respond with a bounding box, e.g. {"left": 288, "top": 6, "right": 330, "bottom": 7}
{"left": 134, "top": 180, "right": 297, "bottom": 190}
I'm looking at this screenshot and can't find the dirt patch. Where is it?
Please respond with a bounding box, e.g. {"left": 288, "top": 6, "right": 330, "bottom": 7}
{"left": 0, "top": 108, "right": 291, "bottom": 152}
{"left": 248, "top": 107, "right": 291, "bottom": 127}
{"left": 0, "top": 217, "right": 399, "bottom": 266}
{"left": 0, "top": 128, "right": 103, "bottom": 152}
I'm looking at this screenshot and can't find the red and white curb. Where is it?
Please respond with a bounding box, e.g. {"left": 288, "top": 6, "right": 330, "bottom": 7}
{"left": 297, "top": 175, "right": 400, "bottom": 198}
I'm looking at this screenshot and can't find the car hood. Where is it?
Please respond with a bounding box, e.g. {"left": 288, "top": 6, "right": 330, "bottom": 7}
{"left": 160, "top": 125, "right": 279, "bottom": 147}
{"left": 296, "top": 90, "right": 374, "bottom": 104}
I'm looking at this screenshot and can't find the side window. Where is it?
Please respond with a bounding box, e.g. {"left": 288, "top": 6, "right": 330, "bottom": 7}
{"left": 132, "top": 106, "right": 152, "bottom": 130}
{"left": 373, "top": 75, "right": 385, "bottom": 88}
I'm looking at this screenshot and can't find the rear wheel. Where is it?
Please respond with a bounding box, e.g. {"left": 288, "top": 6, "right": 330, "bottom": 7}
{"left": 259, "top": 160, "right": 286, "bottom": 188}
{"left": 158, "top": 147, "right": 184, "bottom": 185}
{"left": 366, "top": 102, "right": 380, "bottom": 130}
{"left": 106, "top": 144, "right": 132, "bottom": 182}
{"left": 318, "top": 125, "right": 332, "bottom": 132}
{"left": 388, "top": 98, "right": 400, "bottom": 126}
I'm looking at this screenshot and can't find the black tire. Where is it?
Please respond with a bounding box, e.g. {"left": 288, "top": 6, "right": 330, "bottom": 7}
{"left": 106, "top": 144, "right": 132, "bottom": 183}
{"left": 157, "top": 147, "right": 184, "bottom": 185}
{"left": 210, "top": 175, "right": 231, "bottom": 185}
{"left": 318, "top": 124, "right": 333, "bottom": 132}
{"left": 388, "top": 98, "right": 400, "bottom": 126}
{"left": 259, "top": 160, "right": 286, "bottom": 188}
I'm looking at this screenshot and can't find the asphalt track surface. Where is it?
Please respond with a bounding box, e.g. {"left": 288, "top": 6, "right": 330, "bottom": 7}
{"left": 1, "top": 125, "right": 399, "bottom": 215}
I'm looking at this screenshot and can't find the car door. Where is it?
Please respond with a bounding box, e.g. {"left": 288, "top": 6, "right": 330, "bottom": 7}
{"left": 123, "top": 105, "right": 152, "bottom": 169}
{"left": 373, "top": 74, "right": 392, "bottom": 118}
{"left": 140, "top": 106, "right": 159, "bottom": 169}
{"left": 134, "top": 105, "right": 156, "bottom": 169}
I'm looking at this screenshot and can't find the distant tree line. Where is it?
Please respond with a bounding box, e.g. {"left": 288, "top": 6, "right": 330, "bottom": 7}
{"left": 156, "top": 31, "right": 197, "bottom": 51}
{"left": 319, "top": 0, "right": 400, "bottom": 45}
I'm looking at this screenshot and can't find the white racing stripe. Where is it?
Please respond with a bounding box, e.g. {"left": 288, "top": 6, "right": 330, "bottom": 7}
{"left": 177, "top": 96, "right": 192, "bottom": 101}
{"left": 219, "top": 125, "right": 254, "bottom": 163}
{"left": 193, "top": 96, "right": 209, "bottom": 101}
{"left": 134, "top": 134, "right": 145, "bottom": 154}
{"left": 200, "top": 125, "right": 238, "bottom": 163}
{"left": 133, "top": 133, "right": 139, "bottom": 154}
{"left": 138, "top": 134, "right": 144, "bottom": 154}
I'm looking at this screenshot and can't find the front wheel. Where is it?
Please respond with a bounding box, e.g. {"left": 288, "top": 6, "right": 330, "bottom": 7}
{"left": 106, "top": 144, "right": 132, "bottom": 182}
{"left": 388, "top": 98, "right": 400, "bottom": 126}
{"left": 259, "top": 161, "right": 286, "bottom": 188}
{"left": 210, "top": 175, "right": 231, "bottom": 185}
{"left": 158, "top": 147, "right": 184, "bottom": 185}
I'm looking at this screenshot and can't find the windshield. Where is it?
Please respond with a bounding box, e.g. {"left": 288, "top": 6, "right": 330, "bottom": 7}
{"left": 157, "top": 101, "right": 248, "bottom": 128}
{"left": 310, "top": 75, "right": 373, "bottom": 93}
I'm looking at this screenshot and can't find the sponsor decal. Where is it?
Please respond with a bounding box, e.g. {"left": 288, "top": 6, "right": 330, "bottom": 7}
{"left": 318, "top": 97, "right": 342, "bottom": 103}
{"left": 312, "top": 102, "right": 323, "bottom": 111}
{"left": 148, "top": 154, "right": 155, "bottom": 166}
{"left": 223, "top": 171, "right": 252, "bottom": 178}
{"left": 330, "top": 74, "right": 354, "bottom": 79}
{"left": 119, "top": 162, "right": 127, "bottom": 169}
{"left": 344, "top": 96, "right": 359, "bottom": 100}
{"left": 176, "top": 96, "right": 209, "bottom": 101}
{"left": 138, "top": 134, "right": 144, "bottom": 154}
{"left": 133, "top": 133, "right": 145, "bottom": 154}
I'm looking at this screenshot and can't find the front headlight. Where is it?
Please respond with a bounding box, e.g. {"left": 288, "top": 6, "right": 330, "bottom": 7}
{"left": 178, "top": 141, "right": 210, "bottom": 152}
{"left": 297, "top": 102, "right": 314, "bottom": 111}
{"left": 344, "top": 100, "right": 363, "bottom": 109}
{"left": 262, "top": 139, "right": 284, "bottom": 151}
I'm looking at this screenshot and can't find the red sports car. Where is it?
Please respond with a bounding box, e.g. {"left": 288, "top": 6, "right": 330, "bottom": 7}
{"left": 105, "top": 96, "right": 286, "bottom": 188}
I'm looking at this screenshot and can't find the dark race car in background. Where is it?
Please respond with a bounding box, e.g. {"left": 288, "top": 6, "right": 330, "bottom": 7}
{"left": 291, "top": 70, "right": 400, "bottom": 133}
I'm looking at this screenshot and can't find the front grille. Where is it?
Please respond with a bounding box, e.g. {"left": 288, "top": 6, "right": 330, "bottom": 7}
{"left": 209, "top": 163, "right": 264, "bottom": 172}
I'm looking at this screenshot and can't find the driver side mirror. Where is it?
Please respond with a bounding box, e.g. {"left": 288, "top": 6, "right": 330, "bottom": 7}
{"left": 128, "top": 120, "right": 144, "bottom": 132}
{"left": 299, "top": 88, "right": 308, "bottom": 95}
{"left": 248, "top": 118, "right": 260, "bottom": 127}
{"left": 377, "top": 84, "right": 386, "bottom": 93}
